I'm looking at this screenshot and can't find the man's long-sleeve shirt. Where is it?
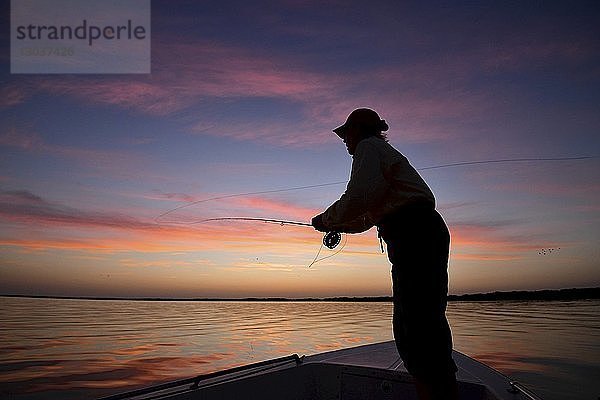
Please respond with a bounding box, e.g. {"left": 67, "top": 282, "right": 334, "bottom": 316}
{"left": 321, "top": 136, "right": 435, "bottom": 233}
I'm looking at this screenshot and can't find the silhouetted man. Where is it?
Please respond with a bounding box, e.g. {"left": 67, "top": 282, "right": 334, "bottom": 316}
{"left": 312, "top": 108, "right": 459, "bottom": 400}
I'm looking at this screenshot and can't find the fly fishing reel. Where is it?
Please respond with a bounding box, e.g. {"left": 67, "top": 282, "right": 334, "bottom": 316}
{"left": 323, "top": 231, "right": 342, "bottom": 249}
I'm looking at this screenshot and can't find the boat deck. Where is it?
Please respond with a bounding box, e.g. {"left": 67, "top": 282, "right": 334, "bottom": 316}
{"left": 308, "top": 341, "right": 501, "bottom": 389}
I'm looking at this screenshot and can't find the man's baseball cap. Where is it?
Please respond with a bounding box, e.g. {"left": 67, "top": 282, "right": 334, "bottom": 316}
{"left": 333, "top": 108, "right": 387, "bottom": 138}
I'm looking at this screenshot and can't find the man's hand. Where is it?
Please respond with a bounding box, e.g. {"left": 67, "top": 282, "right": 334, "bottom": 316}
{"left": 311, "top": 214, "right": 328, "bottom": 232}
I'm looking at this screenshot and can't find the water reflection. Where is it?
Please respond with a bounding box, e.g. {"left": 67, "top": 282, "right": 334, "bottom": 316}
{"left": 447, "top": 300, "right": 600, "bottom": 400}
{"left": 1, "top": 297, "right": 599, "bottom": 400}
{"left": 1, "top": 299, "right": 393, "bottom": 398}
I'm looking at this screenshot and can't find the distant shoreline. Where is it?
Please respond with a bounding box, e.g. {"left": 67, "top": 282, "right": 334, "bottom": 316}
{"left": 2, "top": 287, "right": 599, "bottom": 302}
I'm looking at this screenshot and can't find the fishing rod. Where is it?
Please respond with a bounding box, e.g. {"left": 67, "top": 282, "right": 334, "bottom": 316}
{"left": 195, "top": 217, "right": 311, "bottom": 227}
{"left": 197, "top": 217, "right": 342, "bottom": 250}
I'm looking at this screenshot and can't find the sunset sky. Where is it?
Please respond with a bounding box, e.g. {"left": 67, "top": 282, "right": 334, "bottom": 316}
{"left": 1, "top": 1, "right": 599, "bottom": 298}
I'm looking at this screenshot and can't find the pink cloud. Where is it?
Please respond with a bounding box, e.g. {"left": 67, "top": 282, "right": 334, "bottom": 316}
{"left": 487, "top": 180, "right": 600, "bottom": 197}
{"left": 0, "top": 85, "right": 29, "bottom": 107}
{"left": 0, "top": 189, "right": 157, "bottom": 232}
{"left": 447, "top": 220, "right": 570, "bottom": 262}
{"left": 36, "top": 79, "right": 188, "bottom": 116}
{"left": 11, "top": 31, "right": 597, "bottom": 148}
{"left": 145, "top": 192, "right": 199, "bottom": 203}
{"left": 31, "top": 40, "right": 336, "bottom": 119}
{"left": 480, "top": 39, "right": 595, "bottom": 72}
{"left": 27, "top": 38, "right": 490, "bottom": 145}
{"left": 19, "top": 39, "right": 347, "bottom": 147}
{"left": 0, "top": 127, "right": 45, "bottom": 151}
{"left": 0, "top": 125, "right": 149, "bottom": 177}
{"left": 190, "top": 117, "right": 336, "bottom": 147}
{"left": 0, "top": 189, "right": 321, "bottom": 253}
{"left": 228, "top": 195, "right": 318, "bottom": 222}
{"left": 153, "top": 40, "right": 332, "bottom": 97}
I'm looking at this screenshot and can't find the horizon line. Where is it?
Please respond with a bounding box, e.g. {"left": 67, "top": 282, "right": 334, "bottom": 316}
{"left": 2, "top": 287, "right": 599, "bottom": 302}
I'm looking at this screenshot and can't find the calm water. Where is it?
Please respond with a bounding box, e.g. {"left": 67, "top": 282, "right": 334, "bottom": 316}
{"left": 1, "top": 297, "right": 598, "bottom": 400}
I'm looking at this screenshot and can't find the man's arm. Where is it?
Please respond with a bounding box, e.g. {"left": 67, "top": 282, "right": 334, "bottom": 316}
{"left": 319, "top": 141, "right": 387, "bottom": 232}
